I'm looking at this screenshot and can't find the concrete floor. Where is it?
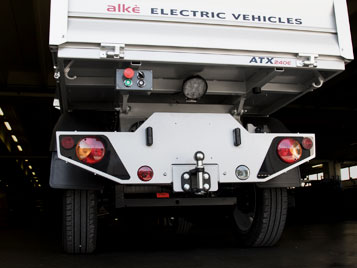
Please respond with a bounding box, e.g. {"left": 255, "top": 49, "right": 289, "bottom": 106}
{"left": 0, "top": 218, "right": 356, "bottom": 268}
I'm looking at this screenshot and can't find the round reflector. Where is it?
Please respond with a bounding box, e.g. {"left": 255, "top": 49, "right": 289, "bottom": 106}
{"left": 302, "top": 137, "right": 313, "bottom": 150}
{"left": 137, "top": 166, "right": 154, "bottom": 181}
{"left": 76, "top": 137, "right": 105, "bottom": 164}
{"left": 182, "top": 76, "right": 208, "bottom": 100}
{"left": 277, "top": 138, "right": 302, "bottom": 164}
{"left": 61, "top": 136, "right": 75, "bottom": 149}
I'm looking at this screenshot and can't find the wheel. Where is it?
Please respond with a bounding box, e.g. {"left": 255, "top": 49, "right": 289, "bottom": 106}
{"left": 63, "top": 190, "right": 98, "bottom": 254}
{"left": 233, "top": 186, "right": 287, "bottom": 247}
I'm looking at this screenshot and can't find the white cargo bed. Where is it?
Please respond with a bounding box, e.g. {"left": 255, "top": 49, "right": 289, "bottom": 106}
{"left": 50, "top": 0, "right": 353, "bottom": 115}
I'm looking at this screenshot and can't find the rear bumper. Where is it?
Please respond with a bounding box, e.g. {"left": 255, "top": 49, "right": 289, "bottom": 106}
{"left": 56, "top": 113, "right": 315, "bottom": 190}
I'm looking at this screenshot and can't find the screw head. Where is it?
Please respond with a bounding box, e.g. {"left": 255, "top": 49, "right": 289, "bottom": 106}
{"left": 183, "top": 184, "right": 190, "bottom": 191}
{"left": 203, "top": 184, "right": 210, "bottom": 191}
{"left": 203, "top": 173, "right": 210, "bottom": 180}
{"left": 183, "top": 173, "right": 190, "bottom": 180}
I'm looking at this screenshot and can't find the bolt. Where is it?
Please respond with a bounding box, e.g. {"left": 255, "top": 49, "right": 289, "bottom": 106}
{"left": 183, "top": 173, "right": 190, "bottom": 180}
{"left": 203, "top": 184, "right": 210, "bottom": 191}
{"left": 183, "top": 184, "right": 190, "bottom": 191}
{"left": 163, "top": 172, "right": 167, "bottom": 176}
{"left": 223, "top": 172, "right": 227, "bottom": 176}
{"left": 203, "top": 173, "right": 210, "bottom": 180}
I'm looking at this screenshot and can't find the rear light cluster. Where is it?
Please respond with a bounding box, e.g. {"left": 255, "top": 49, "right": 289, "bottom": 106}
{"left": 60, "top": 136, "right": 105, "bottom": 164}
{"left": 277, "top": 137, "right": 313, "bottom": 164}
{"left": 60, "top": 136, "right": 154, "bottom": 181}
{"left": 76, "top": 138, "right": 105, "bottom": 164}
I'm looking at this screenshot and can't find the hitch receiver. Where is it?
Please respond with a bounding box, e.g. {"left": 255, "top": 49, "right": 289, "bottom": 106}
{"left": 181, "top": 151, "right": 211, "bottom": 194}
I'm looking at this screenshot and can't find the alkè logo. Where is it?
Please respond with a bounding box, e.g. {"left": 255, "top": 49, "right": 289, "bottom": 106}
{"left": 107, "top": 3, "right": 141, "bottom": 13}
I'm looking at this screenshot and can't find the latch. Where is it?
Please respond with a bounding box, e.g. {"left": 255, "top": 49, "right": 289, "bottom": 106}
{"left": 297, "top": 54, "right": 318, "bottom": 68}
{"left": 100, "top": 43, "right": 125, "bottom": 59}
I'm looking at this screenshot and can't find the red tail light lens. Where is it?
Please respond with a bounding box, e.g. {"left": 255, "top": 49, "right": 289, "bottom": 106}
{"left": 61, "top": 136, "right": 75, "bottom": 149}
{"left": 302, "top": 137, "right": 313, "bottom": 150}
{"left": 137, "top": 166, "right": 154, "bottom": 181}
{"left": 277, "top": 138, "right": 302, "bottom": 164}
{"left": 76, "top": 137, "right": 105, "bottom": 164}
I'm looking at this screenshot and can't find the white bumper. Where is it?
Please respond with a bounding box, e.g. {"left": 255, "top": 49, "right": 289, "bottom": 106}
{"left": 56, "top": 113, "right": 315, "bottom": 189}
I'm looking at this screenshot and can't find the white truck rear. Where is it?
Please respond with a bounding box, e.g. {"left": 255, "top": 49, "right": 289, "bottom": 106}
{"left": 49, "top": 0, "right": 353, "bottom": 253}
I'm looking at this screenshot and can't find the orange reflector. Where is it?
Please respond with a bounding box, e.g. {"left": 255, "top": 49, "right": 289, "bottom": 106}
{"left": 156, "top": 193, "right": 170, "bottom": 198}
{"left": 277, "top": 138, "right": 302, "bottom": 164}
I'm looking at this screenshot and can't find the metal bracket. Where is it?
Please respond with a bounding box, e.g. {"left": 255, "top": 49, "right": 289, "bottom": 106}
{"left": 297, "top": 54, "right": 318, "bottom": 68}
{"left": 100, "top": 43, "right": 125, "bottom": 59}
{"left": 53, "top": 66, "right": 60, "bottom": 80}
{"left": 236, "top": 97, "right": 246, "bottom": 116}
{"left": 231, "top": 68, "right": 284, "bottom": 119}
{"left": 120, "top": 94, "right": 130, "bottom": 114}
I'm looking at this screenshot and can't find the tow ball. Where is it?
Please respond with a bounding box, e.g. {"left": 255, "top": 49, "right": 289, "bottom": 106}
{"left": 181, "top": 151, "right": 211, "bottom": 194}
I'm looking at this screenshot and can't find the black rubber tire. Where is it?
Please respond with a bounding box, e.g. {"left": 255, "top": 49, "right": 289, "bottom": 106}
{"left": 234, "top": 187, "right": 288, "bottom": 247}
{"left": 63, "top": 190, "right": 98, "bottom": 254}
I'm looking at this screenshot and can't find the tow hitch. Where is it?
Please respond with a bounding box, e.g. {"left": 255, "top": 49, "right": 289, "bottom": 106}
{"left": 181, "top": 151, "right": 212, "bottom": 195}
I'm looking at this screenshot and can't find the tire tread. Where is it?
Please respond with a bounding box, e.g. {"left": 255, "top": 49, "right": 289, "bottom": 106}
{"left": 63, "top": 190, "right": 97, "bottom": 254}
{"left": 236, "top": 187, "right": 287, "bottom": 247}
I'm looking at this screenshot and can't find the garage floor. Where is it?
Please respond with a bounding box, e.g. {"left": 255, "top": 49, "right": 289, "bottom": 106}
{"left": 0, "top": 214, "right": 356, "bottom": 268}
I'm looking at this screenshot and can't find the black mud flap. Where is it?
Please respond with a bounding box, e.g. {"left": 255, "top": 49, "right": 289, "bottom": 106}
{"left": 50, "top": 152, "right": 106, "bottom": 190}
{"left": 257, "top": 167, "right": 301, "bottom": 188}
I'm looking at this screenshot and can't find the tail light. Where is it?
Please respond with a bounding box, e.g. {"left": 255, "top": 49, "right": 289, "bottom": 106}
{"left": 277, "top": 138, "right": 302, "bottom": 164}
{"left": 76, "top": 137, "right": 105, "bottom": 164}
{"left": 302, "top": 137, "right": 313, "bottom": 150}
{"left": 61, "top": 136, "right": 75, "bottom": 149}
{"left": 137, "top": 166, "right": 154, "bottom": 181}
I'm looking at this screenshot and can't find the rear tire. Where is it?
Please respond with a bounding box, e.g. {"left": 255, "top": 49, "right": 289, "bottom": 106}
{"left": 63, "top": 190, "right": 98, "bottom": 254}
{"left": 234, "top": 187, "right": 287, "bottom": 247}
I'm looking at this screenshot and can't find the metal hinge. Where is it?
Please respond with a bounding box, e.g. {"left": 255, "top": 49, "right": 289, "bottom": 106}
{"left": 100, "top": 43, "right": 125, "bottom": 59}
{"left": 297, "top": 54, "right": 318, "bottom": 68}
